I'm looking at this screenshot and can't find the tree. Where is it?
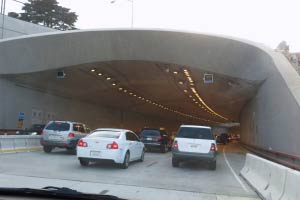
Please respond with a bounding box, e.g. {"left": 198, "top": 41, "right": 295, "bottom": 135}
{"left": 17, "top": 0, "right": 77, "bottom": 31}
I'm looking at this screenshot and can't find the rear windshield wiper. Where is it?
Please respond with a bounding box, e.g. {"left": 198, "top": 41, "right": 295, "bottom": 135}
{"left": 0, "top": 186, "right": 126, "bottom": 200}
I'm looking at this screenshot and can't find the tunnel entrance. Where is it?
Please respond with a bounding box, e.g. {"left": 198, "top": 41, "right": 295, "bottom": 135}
{"left": 1, "top": 60, "right": 261, "bottom": 130}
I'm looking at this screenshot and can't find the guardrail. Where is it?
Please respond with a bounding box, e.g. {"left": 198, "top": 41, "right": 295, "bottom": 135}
{"left": 241, "top": 142, "right": 300, "bottom": 171}
{"left": 0, "top": 135, "right": 42, "bottom": 153}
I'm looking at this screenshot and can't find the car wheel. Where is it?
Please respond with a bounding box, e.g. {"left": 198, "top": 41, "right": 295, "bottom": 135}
{"left": 43, "top": 146, "right": 52, "bottom": 153}
{"left": 172, "top": 157, "right": 179, "bottom": 167}
{"left": 120, "top": 152, "right": 130, "bottom": 169}
{"left": 79, "top": 158, "right": 89, "bottom": 167}
{"left": 139, "top": 149, "right": 145, "bottom": 162}
{"left": 161, "top": 144, "right": 167, "bottom": 153}
{"left": 209, "top": 160, "right": 216, "bottom": 170}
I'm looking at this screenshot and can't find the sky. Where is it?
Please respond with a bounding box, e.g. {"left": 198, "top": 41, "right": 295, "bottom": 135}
{"left": 5, "top": 0, "right": 300, "bottom": 52}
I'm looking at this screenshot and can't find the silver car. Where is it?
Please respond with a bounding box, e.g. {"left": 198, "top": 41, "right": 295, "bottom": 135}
{"left": 41, "top": 121, "right": 90, "bottom": 153}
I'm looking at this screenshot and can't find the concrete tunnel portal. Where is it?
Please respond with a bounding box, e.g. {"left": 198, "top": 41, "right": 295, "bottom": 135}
{"left": 1, "top": 29, "right": 300, "bottom": 154}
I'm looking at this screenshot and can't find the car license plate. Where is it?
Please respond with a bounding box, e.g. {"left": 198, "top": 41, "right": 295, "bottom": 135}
{"left": 48, "top": 135, "right": 61, "bottom": 140}
{"left": 190, "top": 144, "right": 198, "bottom": 148}
{"left": 90, "top": 151, "right": 101, "bottom": 157}
{"left": 146, "top": 138, "right": 152, "bottom": 141}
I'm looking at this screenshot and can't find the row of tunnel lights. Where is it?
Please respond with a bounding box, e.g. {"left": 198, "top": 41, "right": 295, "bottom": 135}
{"left": 180, "top": 69, "right": 229, "bottom": 121}
{"left": 90, "top": 68, "right": 212, "bottom": 123}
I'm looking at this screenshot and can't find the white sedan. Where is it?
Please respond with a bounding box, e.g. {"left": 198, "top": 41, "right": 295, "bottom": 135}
{"left": 77, "top": 128, "right": 145, "bottom": 169}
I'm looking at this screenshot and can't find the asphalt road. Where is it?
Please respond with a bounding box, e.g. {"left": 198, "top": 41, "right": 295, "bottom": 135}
{"left": 0, "top": 142, "right": 259, "bottom": 200}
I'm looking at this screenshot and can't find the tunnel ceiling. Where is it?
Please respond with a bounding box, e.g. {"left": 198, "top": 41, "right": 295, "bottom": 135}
{"left": 2, "top": 60, "right": 261, "bottom": 126}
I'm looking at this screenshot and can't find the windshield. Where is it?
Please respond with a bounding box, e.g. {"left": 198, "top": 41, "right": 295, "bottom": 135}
{"left": 45, "top": 122, "right": 70, "bottom": 131}
{"left": 88, "top": 130, "right": 121, "bottom": 138}
{"left": 0, "top": 0, "right": 299, "bottom": 200}
{"left": 140, "top": 130, "right": 161, "bottom": 136}
{"left": 176, "top": 127, "right": 213, "bottom": 140}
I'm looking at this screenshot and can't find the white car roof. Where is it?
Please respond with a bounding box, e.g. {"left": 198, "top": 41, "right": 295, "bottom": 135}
{"left": 180, "top": 125, "right": 211, "bottom": 129}
{"left": 94, "top": 128, "right": 132, "bottom": 132}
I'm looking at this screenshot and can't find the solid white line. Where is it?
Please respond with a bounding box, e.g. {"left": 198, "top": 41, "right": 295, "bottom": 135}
{"left": 223, "top": 147, "right": 249, "bottom": 193}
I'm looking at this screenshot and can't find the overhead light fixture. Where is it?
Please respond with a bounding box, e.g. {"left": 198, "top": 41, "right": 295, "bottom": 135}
{"left": 112, "top": 82, "right": 117, "bottom": 86}
{"left": 133, "top": 94, "right": 137, "bottom": 97}
{"left": 97, "top": 72, "right": 103, "bottom": 76}
{"left": 173, "top": 71, "right": 178, "bottom": 75}
{"left": 91, "top": 69, "right": 96, "bottom": 72}
{"left": 129, "top": 92, "right": 133, "bottom": 95}
{"left": 118, "top": 87, "right": 123, "bottom": 91}
{"left": 178, "top": 81, "right": 184, "bottom": 85}
{"left": 123, "top": 89, "right": 127, "bottom": 93}
{"left": 106, "top": 77, "right": 111, "bottom": 80}
{"left": 183, "top": 89, "right": 188, "bottom": 93}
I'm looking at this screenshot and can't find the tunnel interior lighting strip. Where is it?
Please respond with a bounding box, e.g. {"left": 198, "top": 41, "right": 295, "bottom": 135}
{"left": 89, "top": 68, "right": 216, "bottom": 123}
{"left": 183, "top": 69, "right": 229, "bottom": 121}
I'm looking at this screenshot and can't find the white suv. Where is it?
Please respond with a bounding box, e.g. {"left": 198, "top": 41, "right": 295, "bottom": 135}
{"left": 171, "top": 125, "right": 217, "bottom": 170}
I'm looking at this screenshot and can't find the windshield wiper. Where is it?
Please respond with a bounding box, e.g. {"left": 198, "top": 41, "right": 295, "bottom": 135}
{"left": 0, "top": 186, "right": 126, "bottom": 200}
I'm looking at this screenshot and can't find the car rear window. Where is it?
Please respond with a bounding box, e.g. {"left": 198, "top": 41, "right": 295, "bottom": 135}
{"left": 45, "top": 122, "right": 70, "bottom": 131}
{"left": 88, "top": 130, "right": 121, "bottom": 138}
{"left": 140, "top": 129, "right": 160, "bottom": 136}
{"left": 176, "top": 127, "right": 213, "bottom": 140}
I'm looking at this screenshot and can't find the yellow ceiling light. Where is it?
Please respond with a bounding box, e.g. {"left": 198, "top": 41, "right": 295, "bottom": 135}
{"left": 123, "top": 90, "right": 127, "bottom": 93}
{"left": 112, "top": 82, "right": 117, "bottom": 86}
{"left": 118, "top": 87, "right": 123, "bottom": 91}
{"left": 106, "top": 77, "right": 111, "bottom": 80}
{"left": 173, "top": 71, "right": 178, "bottom": 75}
{"left": 91, "top": 69, "right": 96, "bottom": 72}
{"left": 97, "top": 72, "right": 102, "bottom": 76}
{"left": 129, "top": 92, "right": 133, "bottom": 95}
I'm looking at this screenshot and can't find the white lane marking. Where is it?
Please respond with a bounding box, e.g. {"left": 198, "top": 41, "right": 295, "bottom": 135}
{"left": 223, "top": 147, "right": 249, "bottom": 193}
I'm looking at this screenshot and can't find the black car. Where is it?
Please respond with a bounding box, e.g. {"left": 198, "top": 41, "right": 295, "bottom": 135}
{"left": 16, "top": 124, "right": 45, "bottom": 135}
{"left": 140, "top": 128, "right": 171, "bottom": 153}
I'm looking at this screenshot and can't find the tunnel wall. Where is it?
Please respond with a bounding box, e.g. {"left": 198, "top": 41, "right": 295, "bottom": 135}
{"left": 240, "top": 52, "right": 300, "bottom": 154}
{"left": 0, "top": 78, "right": 179, "bottom": 132}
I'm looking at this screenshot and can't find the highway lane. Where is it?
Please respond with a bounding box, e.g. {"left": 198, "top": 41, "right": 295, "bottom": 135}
{"left": 0, "top": 142, "right": 259, "bottom": 200}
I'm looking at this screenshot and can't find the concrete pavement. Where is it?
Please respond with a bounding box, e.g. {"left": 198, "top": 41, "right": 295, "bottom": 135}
{"left": 0, "top": 142, "right": 259, "bottom": 200}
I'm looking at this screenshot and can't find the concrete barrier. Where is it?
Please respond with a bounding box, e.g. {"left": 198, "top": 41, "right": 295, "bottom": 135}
{"left": 280, "top": 169, "right": 300, "bottom": 200}
{"left": 0, "top": 135, "right": 42, "bottom": 153}
{"left": 260, "top": 159, "right": 287, "bottom": 200}
{"left": 241, "top": 153, "right": 288, "bottom": 200}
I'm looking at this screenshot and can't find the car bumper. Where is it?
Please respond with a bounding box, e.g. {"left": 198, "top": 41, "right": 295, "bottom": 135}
{"left": 77, "top": 147, "right": 124, "bottom": 164}
{"left": 172, "top": 150, "right": 217, "bottom": 162}
{"left": 143, "top": 142, "right": 162, "bottom": 148}
{"left": 40, "top": 138, "right": 78, "bottom": 148}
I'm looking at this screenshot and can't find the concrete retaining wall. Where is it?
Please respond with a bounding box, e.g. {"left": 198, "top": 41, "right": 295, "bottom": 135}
{"left": 0, "top": 15, "right": 56, "bottom": 39}
{"left": 0, "top": 135, "right": 42, "bottom": 153}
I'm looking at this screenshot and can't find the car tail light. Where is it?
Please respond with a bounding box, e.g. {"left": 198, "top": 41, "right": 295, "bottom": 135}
{"left": 68, "top": 132, "right": 75, "bottom": 138}
{"left": 77, "top": 139, "right": 88, "bottom": 147}
{"left": 210, "top": 143, "right": 216, "bottom": 151}
{"left": 173, "top": 140, "right": 178, "bottom": 149}
{"left": 107, "top": 141, "right": 118, "bottom": 149}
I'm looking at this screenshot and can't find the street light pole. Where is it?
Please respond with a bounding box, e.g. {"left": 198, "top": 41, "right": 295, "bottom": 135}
{"left": 1, "top": 0, "right": 6, "bottom": 39}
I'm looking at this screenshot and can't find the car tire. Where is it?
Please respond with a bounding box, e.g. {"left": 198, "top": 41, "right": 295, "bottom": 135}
{"left": 172, "top": 158, "right": 179, "bottom": 167}
{"left": 209, "top": 160, "right": 216, "bottom": 170}
{"left": 79, "top": 158, "right": 89, "bottom": 167}
{"left": 43, "top": 146, "right": 52, "bottom": 153}
{"left": 120, "top": 152, "right": 130, "bottom": 169}
{"left": 139, "top": 149, "right": 145, "bottom": 162}
{"left": 161, "top": 144, "right": 167, "bottom": 153}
